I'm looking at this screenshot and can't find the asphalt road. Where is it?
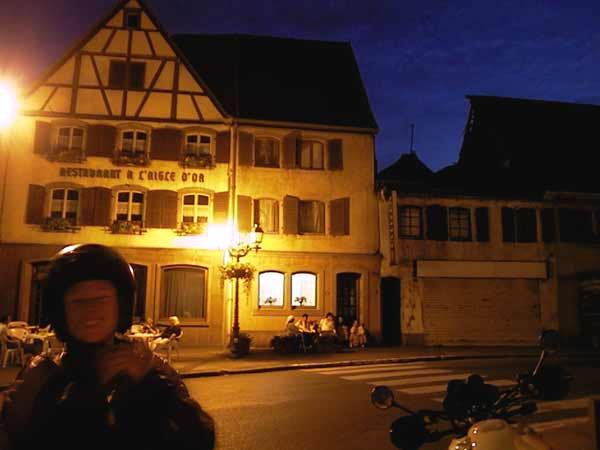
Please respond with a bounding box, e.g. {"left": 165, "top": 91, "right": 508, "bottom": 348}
{"left": 185, "top": 356, "right": 600, "bottom": 450}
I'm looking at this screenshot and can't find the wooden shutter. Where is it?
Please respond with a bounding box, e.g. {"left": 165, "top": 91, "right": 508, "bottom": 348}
{"left": 150, "top": 128, "right": 182, "bottom": 161}
{"left": 33, "top": 122, "right": 51, "bottom": 155}
{"left": 213, "top": 191, "right": 229, "bottom": 224}
{"left": 282, "top": 132, "right": 298, "bottom": 169}
{"left": 516, "top": 208, "right": 537, "bottom": 243}
{"left": 237, "top": 195, "right": 253, "bottom": 232}
{"left": 541, "top": 208, "right": 556, "bottom": 243}
{"left": 330, "top": 197, "right": 350, "bottom": 235}
{"left": 502, "top": 207, "right": 515, "bottom": 242}
{"left": 25, "top": 184, "right": 46, "bottom": 224}
{"left": 79, "top": 188, "right": 96, "bottom": 226}
{"left": 86, "top": 124, "right": 117, "bottom": 157}
{"left": 146, "top": 190, "right": 177, "bottom": 228}
{"left": 238, "top": 131, "right": 254, "bottom": 166}
{"left": 215, "top": 131, "right": 230, "bottom": 163}
{"left": 283, "top": 195, "right": 299, "bottom": 234}
{"left": 327, "top": 139, "right": 343, "bottom": 170}
{"left": 426, "top": 205, "right": 447, "bottom": 241}
{"left": 93, "top": 188, "right": 112, "bottom": 226}
{"left": 475, "top": 207, "right": 490, "bottom": 242}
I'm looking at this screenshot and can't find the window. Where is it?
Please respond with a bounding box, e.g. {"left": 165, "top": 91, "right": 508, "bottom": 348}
{"left": 162, "top": 266, "right": 207, "bottom": 320}
{"left": 109, "top": 61, "right": 146, "bottom": 89}
{"left": 182, "top": 193, "right": 209, "bottom": 230}
{"left": 448, "top": 208, "right": 471, "bottom": 241}
{"left": 50, "top": 188, "right": 79, "bottom": 224}
{"left": 297, "top": 140, "right": 324, "bottom": 169}
{"left": 475, "top": 207, "right": 490, "bottom": 242}
{"left": 398, "top": 206, "right": 422, "bottom": 238}
{"left": 291, "top": 272, "right": 316, "bottom": 307}
{"left": 254, "top": 198, "right": 278, "bottom": 233}
{"left": 255, "top": 138, "right": 279, "bottom": 167}
{"left": 502, "top": 207, "right": 537, "bottom": 243}
{"left": 124, "top": 10, "right": 141, "bottom": 29}
{"left": 185, "top": 134, "right": 211, "bottom": 156}
{"left": 57, "top": 127, "right": 84, "bottom": 150}
{"left": 258, "top": 272, "right": 284, "bottom": 307}
{"left": 558, "top": 208, "right": 593, "bottom": 243}
{"left": 116, "top": 191, "right": 144, "bottom": 223}
{"left": 541, "top": 208, "right": 556, "bottom": 242}
{"left": 299, "top": 200, "right": 324, "bottom": 234}
{"left": 120, "top": 130, "right": 147, "bottom": 157}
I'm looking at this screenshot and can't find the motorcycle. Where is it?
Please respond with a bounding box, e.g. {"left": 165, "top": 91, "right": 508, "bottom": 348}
{"left": 370, "top": 330, "right": 573, "bottom": 450}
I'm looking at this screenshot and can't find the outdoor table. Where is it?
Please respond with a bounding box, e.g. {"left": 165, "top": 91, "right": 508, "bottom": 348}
{"left": 127, "top": 332, "right": 159, "bottom": 345}
{"left": 27, "top": 332, "right": 56, "bottom": 355}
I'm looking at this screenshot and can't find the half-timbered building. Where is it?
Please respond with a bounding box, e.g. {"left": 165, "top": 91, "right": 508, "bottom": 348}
{"left": 0, "top": 0, "right": 379, "bottom": 346}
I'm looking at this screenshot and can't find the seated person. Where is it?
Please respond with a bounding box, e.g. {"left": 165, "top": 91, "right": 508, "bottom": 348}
{"left": 296, "top": 314, "right": 313, "bottom": 333}
{"left": 285, "top": 315, "right": 300, "bottom": 335}
{"left": 141, "top": 317, "right": 159, "bottom": 335}
{"left": 319, "top": 312, "right": 336, "bottom": 335}
{"left": 150, "top": 316, "right": 182, "bottom": 350}
{"left": 349, "top": 320, "right": 367, "bottom": 348}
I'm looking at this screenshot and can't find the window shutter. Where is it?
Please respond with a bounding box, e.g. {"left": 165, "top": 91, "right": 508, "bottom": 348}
{"left": 213, "top": 191, "right": 229, "bottom": 224}
{"left": 25, "top": 184, "right": 46, "bottom": 224}
{"left": 93, "top": 187, "right": 112, "bottom": 226}
{"left": 475, "top": 207, "right": 489, "bottom": 242}
{"left": 426, "top": 205, "right": 447, "bottom": 241}
{"left": 330, "top": 197, "right": 350, "bottom": 235}
{"left": 150, "top": 128, "right": 182, "bottom": 161}
{"left": 33, "top": 122, "right": 51, "bottom": 155}
{"left": 282, "top": 132, "right": 298, "bottom": 169}
{"left": 162, "top": 190, "right": 178, "bottom": 229}
{"left": 237, "top": 195, "right": 253, "bottom": 232}
{"left": 501, "top": 207, "right": 515, "bottom": 242}
{"left": 146, "top": 190, "right": 162, "bottom": 228}
{"left": 215, "top": 131, "right": 230, "bottom": 164}
{"left": 87, "top": 124, "right": 117, "bottom": 157}
{"left": 146, "top": 190, "right": 177, "bottom": 228}
{"left": 516, "top": 208, "right": 537, "bottom": 243}
{"left": 327, "top": 139, "right": 343, "bottom": 170}
{"left": 541, "top": 208, "right": 556, "bottom": 242}
{"left": 238, "top": 131, "right": 254, "bottom": 166}
{"left": 79, "top": 187, "right": 96, "bottom": 226}
{"left": 283, "top": 195, "right": 299, "bottom": 234}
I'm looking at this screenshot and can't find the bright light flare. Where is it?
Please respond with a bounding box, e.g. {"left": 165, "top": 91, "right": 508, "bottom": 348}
{"left": 0, "top": 80, "right": 18, "bottom": 129}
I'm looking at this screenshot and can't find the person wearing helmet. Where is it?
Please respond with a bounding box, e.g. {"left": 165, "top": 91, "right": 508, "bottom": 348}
{"left": 0, "top": 244, "right": 215, "bottom": 450}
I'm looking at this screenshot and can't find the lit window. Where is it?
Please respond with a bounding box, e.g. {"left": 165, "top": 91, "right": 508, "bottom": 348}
{"left": 253, "top": 198, "right": 278, "bottom": 233}
{"left": 297, "top": 140, "right": 324, "bottom": 169}
{"left": 299, "top": 200, "right": 324, "bottom": 234}
{"left": 50, "top": 188, "right": 79, "bottom": 224}
{"left": 57, "top": 127, "right": 84, "bottom": 150}
{"left": 258, "top": 271, "right": 284, "bottom": 307}
{"left": 291, "top": 272, "right": 316, "bottom": 307}
{"left": 162, "top": 266, "right": 207, "bottom": 320}
{"left": 182, "top": 193, "right": 209, "bottom": 230}
{"left": 116, "top": 191, "right": 144, "bottom": 223}
{"left": 398, "top": 206, "right": 422, "bottom": 238}
{"left": 448, "top": 207, "right": 471, "bottom": 241}
{"left": 185, "top": 134, "right": 211, "bottom": 156}
{"left": 255, "top": 138, "right": 279, "bottom": 167}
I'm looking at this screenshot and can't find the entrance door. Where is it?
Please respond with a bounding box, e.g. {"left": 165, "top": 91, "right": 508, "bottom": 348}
{"left": 131, "top": 264, "right": 147, "bottom": 323}
{"left": 336, "top": 273, "right": 360, "bottom": 327}
{"left": 29, "top": 261, "right": 51, "bottom": 325}
{"left": 380, "top": 277, "right": 401, "bottom": 345}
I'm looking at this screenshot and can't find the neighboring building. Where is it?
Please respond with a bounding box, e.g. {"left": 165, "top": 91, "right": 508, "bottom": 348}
{"left": 378, "top": 96, "right": 600, "bottom": 347}
{"left": 0, "top": 0, "right": 379, "bottom": 346}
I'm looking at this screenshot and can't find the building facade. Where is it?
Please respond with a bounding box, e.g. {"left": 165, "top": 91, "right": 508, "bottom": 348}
{"left": 0, "top": 0, "right": 380, "bottom": 346}
{"left": 377, "top": 96, "right": 600, "bottom": 347}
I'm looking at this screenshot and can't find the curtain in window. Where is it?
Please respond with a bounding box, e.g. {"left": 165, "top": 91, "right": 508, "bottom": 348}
{"left": 299, "top": 201, "right": 324, "bottom": 233}
{"left": 257, "top": 199, "right": 277, "bottom": 232}
{"left": 162, "top": 267, "right": 206, "bottom": 319}
{"left": 292, "top": 273, "right": 316, "bottom": 307}
{"left": 258, "top": 272, "right": 284, "bottom": 306}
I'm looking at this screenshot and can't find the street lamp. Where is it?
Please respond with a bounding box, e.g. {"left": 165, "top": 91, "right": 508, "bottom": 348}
{"left": 228, "top": 223, "right": 264, "bottom": 357}
{"left": 0, "top": 80, "right": 19, "bottom": 243}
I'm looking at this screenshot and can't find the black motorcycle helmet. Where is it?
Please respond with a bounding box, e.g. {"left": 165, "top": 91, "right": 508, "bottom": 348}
{"left": 42, "top": 244, "right": 135, "bottom": 343}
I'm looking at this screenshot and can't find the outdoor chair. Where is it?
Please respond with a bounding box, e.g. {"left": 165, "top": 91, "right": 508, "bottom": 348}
{"left": 1, "top": 330, "right": 25, "bottom": 368}
{"left": 154, "top": 330, "right": 183, "bottom": 364}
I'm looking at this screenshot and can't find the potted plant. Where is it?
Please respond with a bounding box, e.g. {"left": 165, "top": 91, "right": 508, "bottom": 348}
{"left": 230, "top": 332, "right": 252, "bottom": 355}
{"left": 41, "top": 217, "right": 79, "bottom": 232}
{"left": 219, "top": 261, "right": 256, "bottom": 293}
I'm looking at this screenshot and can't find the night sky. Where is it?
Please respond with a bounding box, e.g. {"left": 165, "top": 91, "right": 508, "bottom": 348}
{"left": 1, "top": 0, "right": 599, "bottom": 172}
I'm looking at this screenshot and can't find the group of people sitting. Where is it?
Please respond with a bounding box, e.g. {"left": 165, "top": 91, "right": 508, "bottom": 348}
{"left": 125, "top": 315, "right": 182, "bottom": 351}
{"left": 284, "top": 312, "right": 368, "bottom": 349}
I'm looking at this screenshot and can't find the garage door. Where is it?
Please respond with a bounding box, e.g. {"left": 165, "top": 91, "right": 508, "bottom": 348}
{"left": 423, "top": 279, "right": 541, "bottom": 345}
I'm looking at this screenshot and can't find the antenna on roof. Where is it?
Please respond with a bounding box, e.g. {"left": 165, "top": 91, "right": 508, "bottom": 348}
{"left": 410, "top": 124, "right": 416, "bottom": 154}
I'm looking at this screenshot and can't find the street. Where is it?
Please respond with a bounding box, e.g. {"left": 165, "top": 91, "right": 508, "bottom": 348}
{"left": 185, "top": 356, "right": 600, "bottom": 450}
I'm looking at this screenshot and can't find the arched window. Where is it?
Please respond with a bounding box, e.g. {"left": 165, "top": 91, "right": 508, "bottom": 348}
{"left": 254, "top": 137, "right": 279, "bottom": 167}
{"left": 258, "top": 271, "right": 284, "bottom": 307}
{"left": 161, "top": 266, "right": 207, "bottom": 320}
{"left": 253, "top": 198, "right": 279, "bottom": 233}
{"left": 297, "top": 140, "right": 324, "bottom": 169}
{"left": 291, "top": 272, "right": 317, "bottom": 307}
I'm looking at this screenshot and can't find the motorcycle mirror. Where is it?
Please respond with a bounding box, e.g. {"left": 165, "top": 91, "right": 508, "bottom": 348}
{"left": 371, "top": 385, "right": 395, "bottom": 410}
{"left": 539, "top": 329, "right": 560, "bottom": 352}
{"left": 390, "top": 415, "right": 429, "bottom": 450}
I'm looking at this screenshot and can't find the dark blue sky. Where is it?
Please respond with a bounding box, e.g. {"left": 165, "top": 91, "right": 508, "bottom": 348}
{"left": 1, "top": 0, "right": 599, "bottom": 171}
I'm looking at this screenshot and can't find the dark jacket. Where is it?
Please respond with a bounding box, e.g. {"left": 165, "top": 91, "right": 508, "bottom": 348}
{"left": 0, "top": 347, "right": 214, "bottom": 450}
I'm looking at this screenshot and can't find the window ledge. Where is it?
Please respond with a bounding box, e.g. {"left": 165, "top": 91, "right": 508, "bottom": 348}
{"left": 113, "top": 153, "right": 149, "bottom": 166}
{"left": 40, "top": 218, "right": 80, "bottom": 233}
{"left": 108, "top": 220, "right": 147, "bottom": 235}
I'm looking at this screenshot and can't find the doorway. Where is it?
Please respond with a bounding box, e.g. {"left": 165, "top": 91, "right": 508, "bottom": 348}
{"left": 336, "top": 273, "right": 360, "bottom": 327}
{"left": 29, "top": 261, "right": 51, "bottom": 325}
{"left": 381, "top": 277, "right": 401, "bottom": 345}
{"left": 131, "top": 264, "right": 147, "bottom": 323}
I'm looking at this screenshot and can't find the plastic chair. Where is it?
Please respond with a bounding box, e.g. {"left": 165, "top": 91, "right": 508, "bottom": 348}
{"left": 1, "top": 330, "right": 25, "bottom": 368}
{"left": 155, "top": 330, "right": 183, "bottom": 364}
{"left": 7, "top": 321, "right": 28, "bottom": 329}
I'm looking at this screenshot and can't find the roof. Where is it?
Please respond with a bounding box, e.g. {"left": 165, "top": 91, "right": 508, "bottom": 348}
{"left": 377, "top": 151, "right": 433, "bottom": 188}
{"left": 172, "top": 34, "right": 378, "bottom": 130}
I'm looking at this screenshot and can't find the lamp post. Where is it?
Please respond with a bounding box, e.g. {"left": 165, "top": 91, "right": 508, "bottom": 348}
{"left": 0, "top": 80, "right": 19, "bottom": 243}
{"left": 228, "top": 224, "right": 264, "bottom": 357}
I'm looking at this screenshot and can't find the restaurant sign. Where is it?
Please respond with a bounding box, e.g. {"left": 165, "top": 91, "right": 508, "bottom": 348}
{"left": 58, "top": 167, "right": 205, "bottom": 183}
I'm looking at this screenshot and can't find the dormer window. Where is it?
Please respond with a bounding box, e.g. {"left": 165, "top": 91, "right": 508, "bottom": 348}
{"left": 124, "top": 10, "right": 141, "bottom": 29}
